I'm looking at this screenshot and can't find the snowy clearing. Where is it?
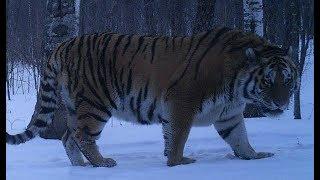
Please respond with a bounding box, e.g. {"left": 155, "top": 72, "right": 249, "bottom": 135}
{"left": 6, "top": 54, "right": 314, "bottom": 180}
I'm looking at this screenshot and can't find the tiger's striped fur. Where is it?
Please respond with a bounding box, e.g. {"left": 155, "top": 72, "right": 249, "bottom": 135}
{"left": 6, "top": 27, "right": 298, "bottom": 167}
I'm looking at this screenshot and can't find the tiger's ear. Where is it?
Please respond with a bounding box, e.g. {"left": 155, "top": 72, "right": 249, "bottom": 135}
{"left": 245, "top": 47, "right": 257, "bottom": 63}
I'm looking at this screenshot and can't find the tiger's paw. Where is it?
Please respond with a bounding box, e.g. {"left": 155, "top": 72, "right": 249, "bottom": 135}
{"left": 167, "top": 157, "right": 196, "bottom": 167}
{"left": 254, "top": 152, "right": 274, "bottom": 159}
{"left": 235, "top": 151, "right": 274, "bottom": 160}
{"left": 92, "top": 158, "right": 117, "bottom": 168}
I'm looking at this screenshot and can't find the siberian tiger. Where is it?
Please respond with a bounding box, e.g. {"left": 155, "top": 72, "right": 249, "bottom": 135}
{"left": 6, "top": 27, "right": 299, "bottom": 167}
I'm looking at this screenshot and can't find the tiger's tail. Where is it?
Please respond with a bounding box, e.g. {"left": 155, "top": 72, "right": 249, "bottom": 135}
{"left": 6, "top": 48, "right": 62, "bottom": 145}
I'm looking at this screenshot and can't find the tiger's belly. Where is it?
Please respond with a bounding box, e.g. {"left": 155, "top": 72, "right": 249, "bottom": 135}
{"left": 111, "top": 96, "right": 163, "bottom": 125}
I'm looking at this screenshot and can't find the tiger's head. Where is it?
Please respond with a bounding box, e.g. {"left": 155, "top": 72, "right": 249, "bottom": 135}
{"left": 242, "top": 46, "right": 299, "bottom": 117}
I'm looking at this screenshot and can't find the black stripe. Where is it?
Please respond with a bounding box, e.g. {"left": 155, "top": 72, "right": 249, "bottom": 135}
{"left": 74, "top": 36, "right": 85, "bottom": 91}
{"left": 83, "top": 62, "right": 105, "bottom": 105}
{"left": 34, "top": 120, "right": 47, "bottom": 127}
{"left": 129, "top": 36, "right": 144, "bottom": 66}
{"left": 184, "top": 36, "right": 195, "bottom": 59}
{"left": 194, "top": 27, "right": 232, "bottom": 79}
{"left": 163, "top": 135, "right": 168, "bottom": 140}
{"left": 141, "top": 43, "right": 148, "bottom": 54}
{"left": 172, "top": 36, "right": 176, "bottom": 51}
{"left": 158, "top": 115, "right": 169, "bottom": 124}
{"left": 166, "top": 31, "right": 211, "bottom": 96}
{"left": 126, "top": 69, "right": 132, "bottom": 95}
{"left": 228, "top": 40, "right": 255, "bottom": 53}
{"left": 65, "top": 38, "right": 76, "bottom": 60}
{"left": 143, "top": 79, "right": 149, "bottom": 99}
{"left": 180, "top": 36, "right": 186, "bottom": 47}
{"left": 91, "top": 33, "right": 98, "bottom": 50}
{"left": 147, "top": 98, "right": 157, "bottom": 121}
{"left": 112, "top": 35, "right": 126, "bottom": 65}
{"left": 39, "top": 106, "right": 55, "bottom": 114}
{"left": 112, "top": 35, "right": 126, "bottom": 98}
{"left": 86, "top": 35, "right": 99, "bottom": 88}
{"left": 98, "top": 35, "right": 117, "bottom": 109}
{"left": 113, "top": 69, "right": 123, "bottom": 98}
{"left": 46, "top": 64, "right": 54, "bottom": 76}
{"left": 229, "top": 69, "right": 240, "bottom": 101}
{"left": 78, "top": 113, "right": 107, "bottom": 123}
{"left": 118, "top": 68, "right": 125, "bottom": 99}
{"left": 6, "top": 133, "right": 16, "bottom": 144}
{"left": 41, "top": 94, "right": 56, "bottom": 104}
{"left": 41, "top": 82, "right": 55, "bottom": 92}
{"left": 67, "top": 106, "right": 76, "bottom": 115}
{"left": 83, "top": 127, "right": 102, "bottom": 137}
{"left": 218, "top": 121, "right": 240, "bottom": 139}
{"left": 25, "top": 129, "right": 34, "bottom": 139}
{"left": 130, "top": 97, "right": 135, "bottom": 113}
{"left": 199, "top": 93, "right": 205, "bottom": 112}
{"left": 53, "top": 41, "right": 66, "bottom": 60}
{"left": 80, "top": 96, "right": 112, "bottom": 117}
{"left": 42, "top": 75, "right": 53, "bottom": 83}
{"left": 17, "top": 134, "right": 24, "bottom": 143}
{"left": 150, "top": 37, "right": 159, "bottom": 63}
{"left": 122, "top": 35, "right": 134, "bottom": 55}
{"left": 119, "top": 68, "right": 124, "bottom": 83}
{"left": 136, "top": 89, "right": 148, "bottom": 124}
{"left": 243, "top": 70, "right": 255, "bottom": 99}
{"left": 221, "top": 32, "right": 243, "bottom": 52}
{"left": 251, "top": 75, "right": 259, "bottom": 95}
{"left": 165, "top": 37, "right": 169, "bottom": 50}
{"left": 74, "top": 88, "right": 85, "bottom": 108}
{"left": 67, "top": 66, "right": 72, "bottom": 92}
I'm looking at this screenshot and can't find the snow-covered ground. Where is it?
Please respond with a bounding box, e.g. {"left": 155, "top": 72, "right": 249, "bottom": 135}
{"left": 6, "top": 50, "right": 314, "bottom": 180}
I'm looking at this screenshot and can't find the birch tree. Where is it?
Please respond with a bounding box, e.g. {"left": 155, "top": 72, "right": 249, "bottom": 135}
{"left": 242, "top": 0, "right": 264, "bottom": 118}
{"left": 243, "top": 0, "right": 263, "bottom": 36}
{"left": 193, "top": 0, "right": 216, "bottom": 34}
{"left": 28, "top": 0, "right": 82, "bottom": 139}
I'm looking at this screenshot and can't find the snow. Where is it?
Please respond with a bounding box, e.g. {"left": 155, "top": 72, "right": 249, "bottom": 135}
{"left": 6, "top": 50, "right": 314, "bottom": 180}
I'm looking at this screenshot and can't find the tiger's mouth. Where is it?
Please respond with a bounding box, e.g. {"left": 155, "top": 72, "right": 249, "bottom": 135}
{"left": 258, "top": 106, "right": 284, "bottom": 117}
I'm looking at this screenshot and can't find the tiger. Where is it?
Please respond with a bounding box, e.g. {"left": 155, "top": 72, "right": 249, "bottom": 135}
{"left": 6, "top": 26, "right": 299, "bottom": 167}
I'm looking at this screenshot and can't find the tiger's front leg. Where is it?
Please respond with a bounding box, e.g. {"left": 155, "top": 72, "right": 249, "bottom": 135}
{"left": 214, "top": 114, "right": 274, "bottom": 160}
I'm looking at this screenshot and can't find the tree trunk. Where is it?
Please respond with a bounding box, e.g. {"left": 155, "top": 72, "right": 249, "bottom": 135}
{"left": 243, "top": 0, "right": 263, "bottom": 36}
{"left": 293, "top": 0, "right": 313, "bottom": 119}
{"left": 169, "top": 0, "right": 188, "bottom": 36}
{"left": 243, "top": 0, "right": 264, "bottom": 118}
{"left": 144, "top": 0, "right": 158, "bottom": 35}
{"left": 192, "top": 0, "right": 216, "bottom": 34}
{"left": 45, "top": 0, "right": 81, "bottom": 58}
{"left": 27, "top": 0, "right": 82, "bottom": 140}
{"left": 284, "top": 0, "right": 300, "bottom": 119}
{"left": 293, "top": 80, "right": 301, "bottom": 119}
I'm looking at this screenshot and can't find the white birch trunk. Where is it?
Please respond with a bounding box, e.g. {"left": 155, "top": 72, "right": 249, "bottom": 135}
{"left": 45, "top": 0, "right": 81, "bottom": 58}
{"left": 243, "top": 0, "right": 263, "bottom": 36}
{"left": 75, "top": 0, "right": 81, "bottom": 35}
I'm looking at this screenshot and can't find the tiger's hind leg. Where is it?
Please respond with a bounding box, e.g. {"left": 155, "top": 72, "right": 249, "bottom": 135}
{"left": 72, "top": 103, "right": 117, "bottom": 168}
{"left": 62, "top": 128, "right": 86, "bottom": 166}
{"left": 61, "top": 102, "right": 86, "bottom": 166}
